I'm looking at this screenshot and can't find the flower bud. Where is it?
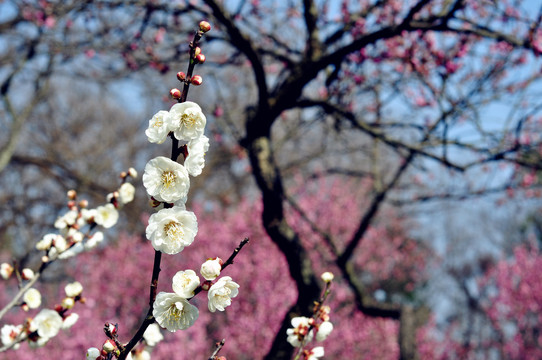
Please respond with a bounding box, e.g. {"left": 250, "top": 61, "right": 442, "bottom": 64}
{"left": 194, "top": 47, "right": 201, "bottom": 57}
{"left": 176, "top": 71, "right": 186, "bottom": 81}
{"left": 191, "top": 75, "right": 203, "bottom": 86}
{"left": 120, "top": 171, "right": 127, "bottom": 179}
{"left": 321, "top": 271, "right": 334, "bottom": 283}
{"left": 79, "top": 199, "right": 89, "bottom": 208}
{"left": 195, "top": 53, "right": 206, "bottom": 63}
{"left": 128, "top": 167, "right": 138, "bottom": 178}
{"left": 62, "top": 297, "right": 75, "bottom": 309}
{"left": 200, "top": 258, "right": 222, "bottom": 281}
{"left": 102, "top": 339, "right": 116, "bottom": 353}
{"left": 170, "top": 88, "right": 181, "bottom": 99}
{"left": 199, "top": 21, "right": 211, "bottom": 33}
{"left": 105, "top": 322, "right": 117, "bottom": 335}
{"left": 86, "top": 347, "right": 101, "bottom": 360}
{"left": 67, "top": 189, "right": 77, "bottom": 200}
{"left": 21, "top": 268, "right": 35, "bottom": 280}
{"left": 0, "top": 263, "right": 13, "bottom": 280}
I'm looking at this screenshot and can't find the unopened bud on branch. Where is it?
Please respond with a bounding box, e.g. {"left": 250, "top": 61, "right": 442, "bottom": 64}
{"left": 196, "top": 53, "right": 206, "bottom": 63}
{"left": 177, "top": 71, "right": 186, "bottom": 81}
{"left": 67, "top": 189, "right": 77, "bottom": 200}
{"left": 170, "top": 88, "right": 181, "bottom": 99}
{"left": 102, "top": 339, "right": 116, "bottom": 353}
{"left": 194, "top": 47, "right": 201, "bottom": 57}
{"left": 191, "top": 75, "right": 203, "bottom": 86}
{"left": 199, "top": 21, "right": 211, "bottom": 33}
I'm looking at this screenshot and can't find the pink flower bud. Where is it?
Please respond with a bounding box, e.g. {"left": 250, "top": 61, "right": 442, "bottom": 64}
{"left": 170, "top": 88, "right": 181, "bottom": 99}
{"left": 191, "top": 75, "right": 203, "bottom": 86}
{"left": 196, "top": 53, "right": 206, "bottom": 63}
{"left": 177, "top": 71, "right": 186, "bottom": 81}
{"left": 67, "top": 189, "right": 77, "bottom": 200}
{"left": 199, "top": 21, "right": 211, "bottom": 33}
{"left": 79, "top": 199, "right": 88, "bottom": 208}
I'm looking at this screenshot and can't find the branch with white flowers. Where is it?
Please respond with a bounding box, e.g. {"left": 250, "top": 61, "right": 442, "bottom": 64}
{"left": 85, "top": 22, "right": 248, "bottom": 360}
{"left": 0, "top": 170, "right": 137, "bottom": 352}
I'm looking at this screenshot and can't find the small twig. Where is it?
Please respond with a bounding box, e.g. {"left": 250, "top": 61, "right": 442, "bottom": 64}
{"left": 208, "top": 339, "right": 226, "bottom": 360}
{"left": 221, "top": 238, "right": 250, "bottom": 270}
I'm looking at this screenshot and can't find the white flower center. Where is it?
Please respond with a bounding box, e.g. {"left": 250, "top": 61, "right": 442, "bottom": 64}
{"left": 161, "top": 171, "right": 177, "bottom": 188}
{"left": 164, "top": 221, "right": 184, "bottom": 243}
{"left": 153, "top": 118, "right": 163, "bottom": 128}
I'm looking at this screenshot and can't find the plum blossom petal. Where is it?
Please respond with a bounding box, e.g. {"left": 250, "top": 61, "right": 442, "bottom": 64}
{"left": 185, "top": 135, "right": 209, "bottom": 177}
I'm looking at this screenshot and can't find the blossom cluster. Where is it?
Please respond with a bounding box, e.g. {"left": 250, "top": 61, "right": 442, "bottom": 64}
{"left": 1, "top": 281, "right": 83, "bottom": 350}
{"left": 286, "top": 272, "right": 335, "bottom": 360}
{"left": 142, "top": 101, "right": 239, "bottom": 333}
{"left": 0, "top": 171, "right": 136, "bottom": 351}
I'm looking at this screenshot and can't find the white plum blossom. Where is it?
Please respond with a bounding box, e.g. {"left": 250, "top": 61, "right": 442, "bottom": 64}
{"left": 1, "top": 324, "right": 23, "bottom": 349}
{"left": 54, "top": 210, "right": 78, "bottom": 230}
{"left": 85, "top": 231, "right": 104, "bottom": 250}
{"left": 28, "top": 335, "right": 49, "bottom": 348}
{"left": 142, "top": 156, "right": 190, "bottom": 203}
{"left": 207, "top": 276, "right": 239, "bottom": 312}
{"left": 145, "top": 110, "right": 170, "bottom": 144}
{"left": 166, "top": 102, "right": 206, "bottom": 142}
{"left": 306, "top": 346, "right": 325, "bottom": 360}
{"left": 316, "top": 321, "right": 333, "bottom": 341}
{"left": 86, "top": 347, "right": 101, "bottom": 360}
{"left": 152, "top": 292, "right": 199, "bottom": 332}
{"left": 36, "top": 234, "right": 56, "bottom": 251}
{"left": 119, "top": 182, "right": 136, "bottom": 205}
{"left": 80, "top": 208, "right": 97, "bottom": 224}
{"left": 185, "top": 135, "right": 209, "bottom": 177}
{"left": 134, "top": 349, "right": 151, "bottom": 360}
{"left": 67, "top": 228, "right": 84, "bottom": 243}
{"left": 200, "top": 258, "right": 222, "bottom": 281}
{"left": 94, "top": 204, "right": 119, "bottom": 229}
{"left": 1, "top": 263, "right": 13, "bottom": 280}
{"left": 143, "top": 323, "right": 164, "bottom": 346}
{"left": 23, "top": 288, "right": 42, "bottom": 309}
{"left": 62, "top": 313, "right": 79, "bottom": 329}
{"left": 33, "top": 308, "right": 63, "bottom": 339}
{"left": 172, "top": 270, "right": 200, "bottom": 298}
{"left": 65, "top": 281, "right": 83, "bottom": 297}
{"left": 58, "top": 242, "right": 84, "bottom": 259}
{"left": 146, "top": 206, "right": 198, "bottom": 255}
{"left": 286, "top": 316, "right": 313, "bottom": 347}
